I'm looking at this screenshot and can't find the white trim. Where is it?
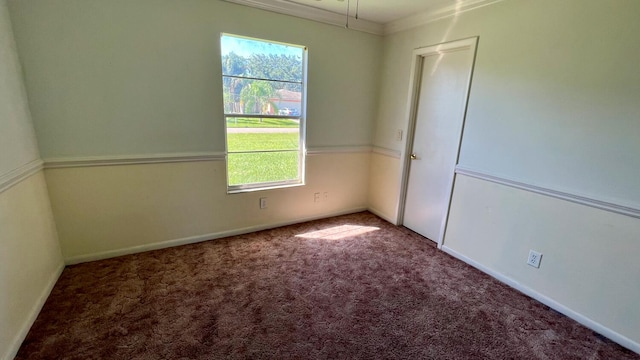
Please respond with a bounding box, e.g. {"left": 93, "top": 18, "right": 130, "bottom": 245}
{"left": 4, "top": 262, "right": 64, "bottom": 360}
{"left": 223, "top": 0, "right": 503, "bottom": 36}
{"left": 228, "top": 181, "right": 304, "bottom": 194}
{"left": 64, "top": 207, "right": 368, "bottom": 265}
{"left": 384, "top": 0, "right": 504, "bottom": 35}
{"left": 371, "top": 146, "right": 401, "bottom": 159}
{"left": 0, "top": 159, "right": 43, "bottom": 194}
{"left": 397, "top": 37, "right": 479, "bottom": 248}
{"left": 39, "top": 147, "right": 385, "bottom": 169}
{"left": 306, "top": 146, "right": 372, "bottom": 156}
{"left": 223, "top": 0, "right": 383, "bottom": 35}
{"left": 441, "top": 246, "right": 640, "bottom": 355}
{"left": 43, "top": 152, "right": 225, "bottom": 169}
{"left": 455, "top": 166, "right": 640, "bottom": 220}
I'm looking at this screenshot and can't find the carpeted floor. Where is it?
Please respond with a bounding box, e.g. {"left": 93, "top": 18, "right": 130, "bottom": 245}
{"left": 17, "top": 212, "right": 639, "bottom": 359}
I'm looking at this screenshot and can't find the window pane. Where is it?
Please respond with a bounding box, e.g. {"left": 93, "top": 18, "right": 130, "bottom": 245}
{"left": 225, "top": 117, "right": 300, "bottom": 129}
{"left": 221, "top": 33, "right": 306, "bottom": 190}
{"left": 227, "top": 132, "right": 299, "bottom": 152}
{"left": 223, "top": 78, "right": 302, "bottom": 116}
{"left": 227, "top": 151, "right": 300, "bottom": 186}
{"left": 221, "top": 35, "right": 303, "bottom": 82}
{"left": 226, "top": 118, "right": 299, "bottom": 152}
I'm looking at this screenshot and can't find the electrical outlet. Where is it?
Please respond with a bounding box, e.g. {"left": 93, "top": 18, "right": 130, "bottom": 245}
{"left": 314, "top": 192, "right": 320, "bottom": 203}
{"left": 527, "top": 250, "right": 542, "bottom": 268}
{"left": 259, "top": 197, "right": 267, "bottom": 209}
{"left": 395, "top": 129, "right": 403, "bottom": 141}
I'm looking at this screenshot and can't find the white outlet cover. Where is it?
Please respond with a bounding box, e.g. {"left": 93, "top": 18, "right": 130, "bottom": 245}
{"left": 395, "top": 129, "right": 403, "bottom": 141}
{"left": 527, "top": 250, "right": 542, "bottom": 268}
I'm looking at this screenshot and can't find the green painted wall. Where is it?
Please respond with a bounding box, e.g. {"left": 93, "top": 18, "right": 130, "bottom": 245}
{"left": 8, "top": 0, "right": 382, "bottom": 158}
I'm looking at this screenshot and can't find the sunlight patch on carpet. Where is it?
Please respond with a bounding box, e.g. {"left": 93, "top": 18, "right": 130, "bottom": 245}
{"left": 295, "top": 225, "right": 379, "bottom": 240}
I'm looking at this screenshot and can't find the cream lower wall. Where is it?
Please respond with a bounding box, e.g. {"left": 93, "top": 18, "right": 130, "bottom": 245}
{"left": 368, "top": 152, "right": 401, "bottom": 224}
{"left": 369, "top": 0, "right": 640, "bottom": 352}
{"left": 367, "top": 154, "right": 640, "bottom": 350}
{"left": 1, "top": 1, "right": 64, "bottom": 358}
{"left": 45, "top": 153, "right": 370, "bottom": 262}
{"left": 0, "top": 172, "right": 64, "bottom": 360}
{"left": 444, "top": 175, "right": 640, "bottom": 349}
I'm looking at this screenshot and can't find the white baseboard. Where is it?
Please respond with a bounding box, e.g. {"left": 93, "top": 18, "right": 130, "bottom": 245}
{"left": 65, "top": 207, "right": 368, "bottom": 265}
{"left": 441, "top": 246, "right": 640, "bottom": 355}
{"left": 4, "top": 262, "right": 65, "bottom": 360}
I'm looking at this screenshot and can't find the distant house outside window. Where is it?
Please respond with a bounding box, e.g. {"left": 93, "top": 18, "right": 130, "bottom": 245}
{"left": 220, "top": 33, "right": 307, "bottom": 192}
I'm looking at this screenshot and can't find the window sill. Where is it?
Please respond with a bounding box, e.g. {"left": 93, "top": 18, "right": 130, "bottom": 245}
{"left": 227, "top": 182, "right": 304, "bottom": 194}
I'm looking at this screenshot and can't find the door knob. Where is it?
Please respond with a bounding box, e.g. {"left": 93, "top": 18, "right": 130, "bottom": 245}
{"left": 410, "top": 153, "right": 417, "bottom": 160}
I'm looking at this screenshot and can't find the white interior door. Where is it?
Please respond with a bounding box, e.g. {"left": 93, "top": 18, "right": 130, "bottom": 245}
{"left": 402, "top": 38, "right": 477, "bottom": 244}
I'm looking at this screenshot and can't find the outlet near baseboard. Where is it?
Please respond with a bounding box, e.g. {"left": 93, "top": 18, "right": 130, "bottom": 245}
{"left": 527, "top": 250, "right": 542, "bottom": 268}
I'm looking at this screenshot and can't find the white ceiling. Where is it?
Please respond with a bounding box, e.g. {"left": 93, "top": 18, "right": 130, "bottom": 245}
{"left": 223, "top": 0, "right": 502, "bottom": 35}
{"left": 283, "top": 0, "right": 455, "bottom": 24}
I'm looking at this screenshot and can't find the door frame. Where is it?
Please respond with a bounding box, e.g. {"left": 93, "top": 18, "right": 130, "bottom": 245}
{"left": 396, "top": 37, "right": 478, "bottom": 249}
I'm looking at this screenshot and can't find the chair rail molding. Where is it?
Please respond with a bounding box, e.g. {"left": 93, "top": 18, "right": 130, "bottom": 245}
{"left": 306, "top": 145, "right": 373, "bottom": 156}
{"left": 0, "top": 159, "right": 44, "bottom": 194}
{"left": 372, "top": 146, "right": 401, "bottom": 159}
{"left": 455, "top": 165, "right": 640, "bottom": 219}
{"left": 43, "top": 152, "right": 226, "bottom": 169}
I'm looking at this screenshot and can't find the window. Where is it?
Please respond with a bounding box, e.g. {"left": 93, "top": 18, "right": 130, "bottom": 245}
{"left": 220, "top": 34, "right": 307, "bottom": 192}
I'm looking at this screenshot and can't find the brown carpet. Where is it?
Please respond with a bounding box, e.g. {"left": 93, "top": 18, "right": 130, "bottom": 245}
{"left": 17, "top": 212, "right": 638, "bottom": 359}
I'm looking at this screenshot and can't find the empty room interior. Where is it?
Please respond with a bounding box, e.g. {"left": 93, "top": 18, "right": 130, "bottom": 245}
{"left": 1, "top": 0, "right": 639, "bottom": 358}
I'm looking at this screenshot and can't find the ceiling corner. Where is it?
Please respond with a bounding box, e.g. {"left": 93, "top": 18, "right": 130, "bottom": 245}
{"left": 383, "top": 0, "right": 504, "bottom": 35}
{"left": 223, "top": 0, "right": 385, "bottom": 36}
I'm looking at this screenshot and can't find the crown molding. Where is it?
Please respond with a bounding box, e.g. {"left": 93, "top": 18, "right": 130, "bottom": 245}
{"left": 224, "top": 0, "right": 504, "bottom": 36}
{"left": 223, "top": 0, "right": 384, "bottom": 35}
{"left": 383, "top": 0, "right": 504, "bottom": 35}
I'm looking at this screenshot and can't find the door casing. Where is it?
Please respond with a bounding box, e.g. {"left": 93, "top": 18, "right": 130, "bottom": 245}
{"left": 397, "top": 37, "right": 478, "bottom": 249}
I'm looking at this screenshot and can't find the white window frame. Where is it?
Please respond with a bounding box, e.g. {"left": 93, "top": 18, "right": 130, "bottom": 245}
{"left": 221, "top": 33, "right": 308, "bottom": 193}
